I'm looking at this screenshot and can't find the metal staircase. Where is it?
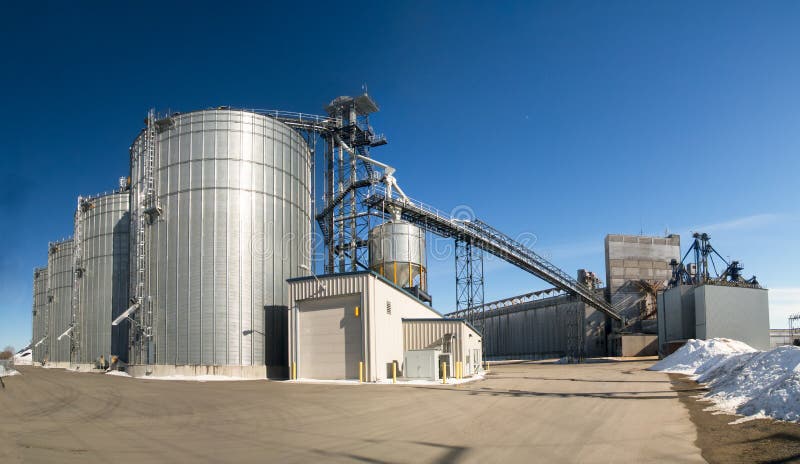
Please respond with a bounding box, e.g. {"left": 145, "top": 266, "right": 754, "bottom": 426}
{"left": 364, "top": 188, "right": 622, "bottom": 322}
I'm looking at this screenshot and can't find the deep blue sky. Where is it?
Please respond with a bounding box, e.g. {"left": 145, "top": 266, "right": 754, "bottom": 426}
{"left": 2, "top": 1, "right": 799, "bottom": 351}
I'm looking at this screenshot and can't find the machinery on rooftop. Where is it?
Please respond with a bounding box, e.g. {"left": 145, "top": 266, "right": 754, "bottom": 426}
{"left": 668, "top": 232, "right": 760, "bottom": 288}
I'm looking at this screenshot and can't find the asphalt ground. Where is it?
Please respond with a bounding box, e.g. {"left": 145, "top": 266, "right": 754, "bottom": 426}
{"left": 0, "top": 360, "right": 707, "bottom": 463}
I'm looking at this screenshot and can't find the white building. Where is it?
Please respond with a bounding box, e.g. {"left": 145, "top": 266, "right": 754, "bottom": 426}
{"left": 287, "top": 271, "right": 481, "bottom": 381}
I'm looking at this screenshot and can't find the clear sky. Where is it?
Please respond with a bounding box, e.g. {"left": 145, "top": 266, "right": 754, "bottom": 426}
{"left": 1, "top": 1, "right": 799, "bottom": 351}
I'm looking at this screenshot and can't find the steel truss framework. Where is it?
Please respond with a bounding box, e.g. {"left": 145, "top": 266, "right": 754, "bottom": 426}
{"left": 455, "top": 239, "right": 485, "bottom": 331}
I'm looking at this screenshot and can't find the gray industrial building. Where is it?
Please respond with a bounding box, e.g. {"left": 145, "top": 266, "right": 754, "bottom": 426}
{"left": 657, "top": 232, "right": 770, "bottom": 354}
{"left": 658, "top": 285, "right": 770, "bottom": 352}
{"left": 479, "top": 290, "right": 608, "bottom": 359}
{"left": 464, "top": 234, "right": 680, "bottom": 360}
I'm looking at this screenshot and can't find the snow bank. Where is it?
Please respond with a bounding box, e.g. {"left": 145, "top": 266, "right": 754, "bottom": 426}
{"left": 13, "top": 349, "right": 32, "bottom": 366}
{"left": 0, "top": 364, "right": 20, "bottom": 377}
{"left": 650, "top": 338, "right": 757, "bottom": 375}
{"left": 105, "top": 371, "right": 131, "bottom": 378}
{"left": 702, "top": 346, "right": 800, "bottom": 422}
{"left": 651, "top": 338, "right": 800, "bottom": 422}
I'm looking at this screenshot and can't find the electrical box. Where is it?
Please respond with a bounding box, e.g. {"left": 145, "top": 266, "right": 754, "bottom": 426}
{"left": 403, "top": 349, "right": 442, "bottom": 380}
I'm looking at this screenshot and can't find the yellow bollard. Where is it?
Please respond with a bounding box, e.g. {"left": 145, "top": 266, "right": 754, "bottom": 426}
{"left": 486, "top": 360, "right": 490, "bottom": 372}
{"left": 359, "top": 361, "right": 364, "bottom": 383}
{"left": 458, "top": 362, "right": 462, "bottom": 379}
{"left": 292, "top": 362, "right": 296, "bottom": 380}
{"left": 442, "top": 362, "right": 447, "bottom": 384}
{"left": 392, "top": 361, "right": 397, "bottom": 384}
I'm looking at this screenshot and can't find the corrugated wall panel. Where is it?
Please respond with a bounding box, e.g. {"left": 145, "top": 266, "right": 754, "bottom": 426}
{"left": 31, "top": 267, "right": 48, "bottom": 363}
{"left": 403, "top": 320, "right": 460, "bottom": 359}
{"left": 480, "top": 297, "right": 598, "bottom": 359}
{"left": 76, "top": 192, "right": 130, "bottom": 364}
{"left": 130, "top": 109, "right": 310, "bottom": 367}
{"left": 47, "top": 240, "right": 74, "bottom": 363}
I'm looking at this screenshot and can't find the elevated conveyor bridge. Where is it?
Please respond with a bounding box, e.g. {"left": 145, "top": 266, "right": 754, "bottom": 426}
{"left": 364, "top": 189, "right": 622, "bottom": 322}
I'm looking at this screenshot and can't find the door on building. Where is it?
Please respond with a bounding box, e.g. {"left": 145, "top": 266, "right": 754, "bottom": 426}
{"left": 472, "top": 349, "right": 481, "bottom": 374}
{"left": 298, "top": 294, "right": 362, "bottom": 380}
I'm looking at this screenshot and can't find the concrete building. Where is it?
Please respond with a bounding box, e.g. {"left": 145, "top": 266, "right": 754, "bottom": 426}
{"left": 657, "top": 284, "right": 771, "bottom": 353}
{"left": 287, "top": 271, "right": 480, "bottom": 382}
{"left": 605, "top": 234, "right": 681, "bottom": 331}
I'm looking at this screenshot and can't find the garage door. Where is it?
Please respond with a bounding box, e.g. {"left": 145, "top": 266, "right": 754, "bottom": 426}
{"left": 298, "top": 294, "right": 362, "bottom": 380}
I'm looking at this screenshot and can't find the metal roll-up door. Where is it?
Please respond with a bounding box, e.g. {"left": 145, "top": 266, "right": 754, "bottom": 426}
{"left": 298, "top": 294, "right": 361, "bottom": 380}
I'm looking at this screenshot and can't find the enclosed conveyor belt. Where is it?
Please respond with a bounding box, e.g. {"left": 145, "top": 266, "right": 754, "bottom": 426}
{"left": 364, "top": 190, "right": 622, "bottom": 322}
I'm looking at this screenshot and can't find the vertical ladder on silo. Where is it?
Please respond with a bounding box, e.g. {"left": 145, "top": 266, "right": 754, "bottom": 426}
{"left": 134, "top": 109, "right": 159, "bottom": 361}
{"left": 70, "top": 198, "right": 84, "bottom": 365}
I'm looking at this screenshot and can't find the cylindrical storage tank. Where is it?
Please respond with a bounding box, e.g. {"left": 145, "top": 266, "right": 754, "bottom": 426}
{"left": 31, "top": 266, "right": 48, "bottom": 364}
{"left": 129, "top": 109, "right": 311, "bottom": 372}
{"left": 75, "top": 191, "right": 130, "bottom": 365}
{"left": 47, "top": 239, "right": 73, "bottom": 365}
{"left": 369, "top": 221, "right": 427, "bottom": 291}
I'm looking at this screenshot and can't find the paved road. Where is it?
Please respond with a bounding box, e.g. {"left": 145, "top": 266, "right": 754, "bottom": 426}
{"left": 0, "top": 361, "right": 703, "bottom": 463}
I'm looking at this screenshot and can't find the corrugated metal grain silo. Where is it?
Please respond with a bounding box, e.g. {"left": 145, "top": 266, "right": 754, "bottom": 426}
{"left": 47, "top": 239, "right": 73, "bottom": 365}
{"left": 129, "top": 109, "right": 311, "bottom": 375}
{"left": 74, "top": 190, "right": 130, "bottom": 365}
{"left": 369, "top": 220, "right": 427, "bottom": 292}
{"left": 31, "top": 266, "right": 48, "bottom": 364}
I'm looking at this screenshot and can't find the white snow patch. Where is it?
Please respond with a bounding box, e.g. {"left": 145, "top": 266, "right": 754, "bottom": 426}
{"left": 0, "top": 364, "right": 20, "bottom": 377}
{"left": 105, "top": 370, "right": 131, "bottom": 378}
{"left": 13, "top": 349, "right": 32, "bottom": 365}
{"left": 651, "top": 338, "right": 800, "bottom": 422}
{"left": 650, "top": 338, "right": 757, "bottom": 375}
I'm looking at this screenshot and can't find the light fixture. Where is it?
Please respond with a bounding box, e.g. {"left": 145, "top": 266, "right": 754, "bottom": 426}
{"left": 299, "top": 264, "right": 326, "bottom": 292}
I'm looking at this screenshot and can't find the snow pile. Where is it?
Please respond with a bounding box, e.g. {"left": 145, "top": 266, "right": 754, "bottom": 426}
{"left": 105, "top": 370, "right": 131, "bottom": 378}
{"left": 0, "top": 364, "right": 20, "bottom": 377}
{"left": 13, "top": 349, "right": 32, "bottom": 366}
{"left": 701, "top": 346, "right": 800, "bottom": 422}
{"left": 650, "top": 338, "right": 757, "bottom": 375}
{"left": 651, "top": 338, "right": 800, "bottom": 422}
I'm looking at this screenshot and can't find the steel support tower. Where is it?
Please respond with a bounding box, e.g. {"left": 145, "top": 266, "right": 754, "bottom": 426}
{"left": 455, "top": 239, "right": 485, "bottom": 330}
{"left": 318, "top": 94, "right": 386, "bottom": 274}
